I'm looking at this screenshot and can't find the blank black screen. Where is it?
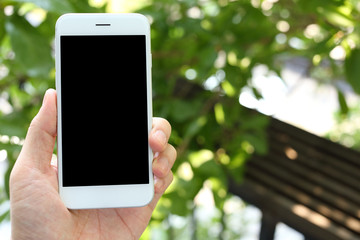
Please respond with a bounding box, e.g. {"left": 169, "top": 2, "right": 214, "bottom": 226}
{"left": 60, "top": 35, "right": 149, "bottom": 187}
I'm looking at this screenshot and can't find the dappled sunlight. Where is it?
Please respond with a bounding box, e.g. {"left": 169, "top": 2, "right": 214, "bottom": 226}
{"left": 176, "top": 162, "right": 194, "bottom": 181}
{"left": 188, "top": 149, "right": 214, "bottom": 168}
{"left": 284, "top": 146, "right": 298, "bottom": 160}
{"left": 194, "top": 180, "right": 215, "bottom": 208}
{"left": 292, "top": 204, "right": 330, "bottom": 228}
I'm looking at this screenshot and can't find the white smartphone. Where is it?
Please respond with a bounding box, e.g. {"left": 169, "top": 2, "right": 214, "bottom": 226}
{"left": 55, "top": 13, "right": 153, "bottom": 209}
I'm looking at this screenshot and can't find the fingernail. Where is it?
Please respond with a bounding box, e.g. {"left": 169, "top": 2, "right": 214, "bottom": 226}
{"left": 42, "top": 89, "right": 55, "bottom": 106}
{"left": 154, "top": 130, "right": 167, "bottom": 147}
{"left": 153, "top": 152, "right": 159, "bottom": 159}
{"left": 42, "top": 90, "right": 49, "bottom": 105}
{"left": 154, "top": 176, "right": 163, "bottom": 192}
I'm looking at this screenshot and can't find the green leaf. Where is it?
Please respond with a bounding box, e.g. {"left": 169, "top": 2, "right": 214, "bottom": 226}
{"left": 221, "top": 80, "right": 236, "bottom": 97}
{"left": 10, "top": 0, "right": 74, "bottom": 14}
{"left": 240, "top": 133, "right": 268, "bottom": 155}
{"left": 4, "top": 161, "right": 14, "bottom": 199}
{"left": 170, "top": 99, "right": 202, "bottom": 122}
{"left": 0, "top": 119, "right": 27, "bottom": 137}
{"left": 5, "top": 14, "right": 53, "bottom": 78}
{"left": 0, "top": 210, "right": 10, "bottom": 223}
{"left": 163, "top": 177, "right": 203, "bottom": 216}
{"left": 37, "top": 12, "right": 58, "bottom": 38}
{"left": 337, "top": 90, "right": 349, "bottom": 115}
{"left": 241, "top": 113, "right": 269, "bottom": 130}
{"left": 0, "top": 142, "right": 21, "bottom": 153}
{"left": 0, "top": 10, "right": 5, "bottom": 44}
{"left": 163, "top": 191, "right": 189, "bottom": 216}
{"left": 209, "top": 177, "right": 228, "bottom": 209}
{"left": 68, "top": 0, "right": 105, "bottom": 13}
{"left": 184, "top": 116, "right": 207, "bottom": 139}
{"left": 317, "top": 5, "right": 354, "bottom": 28}
{"left": 189, "top": 149, "right": 214, "bottom": 168}
{"left": 0, "top": 110, "right": 31, "bottom": 137}
{"left": 214, "top": 103, "right": 225, "bottom": 125}
{"left": 194, "top": 160, "right": 226, "bottom": 182}
{"left": 345, "top": 48, "right": 360, "bottom": 94}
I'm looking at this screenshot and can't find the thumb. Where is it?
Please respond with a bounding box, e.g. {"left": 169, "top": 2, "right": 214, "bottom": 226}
{"left": 17, "top": 89, "right": 57, "bottom": 172}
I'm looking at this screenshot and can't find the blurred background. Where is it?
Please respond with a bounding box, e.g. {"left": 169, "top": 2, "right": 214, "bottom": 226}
{"left": 1, "top": 0, "right": 360, "bottom": 239}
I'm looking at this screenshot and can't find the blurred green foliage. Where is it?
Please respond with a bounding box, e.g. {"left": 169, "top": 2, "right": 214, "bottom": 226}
{"left": 327, "top": 103, "right": 360, "bottom": 150}
{"left": 1, "top": 0, "right": 360, "bottom": 239}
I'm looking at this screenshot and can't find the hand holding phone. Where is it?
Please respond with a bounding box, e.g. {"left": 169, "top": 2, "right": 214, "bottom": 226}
{"left": 10, "top": 88, "right": 176, "bottom": 239}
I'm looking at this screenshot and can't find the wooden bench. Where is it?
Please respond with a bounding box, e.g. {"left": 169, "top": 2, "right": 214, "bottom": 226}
{"left": 228, "top": 117, "right": 360, "bottom": 240}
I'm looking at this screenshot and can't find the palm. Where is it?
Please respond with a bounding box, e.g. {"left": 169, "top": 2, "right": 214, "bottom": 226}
{"left": 11, "top": 162, "right": 155, "bottom": 240}
{"left": 10, "top": 91, "right": 175, "bottom": 240}
{"left": 70, "top": 206, "right": 153, "bottom": 240}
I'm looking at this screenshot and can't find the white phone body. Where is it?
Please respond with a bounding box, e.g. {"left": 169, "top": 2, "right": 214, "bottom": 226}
{"left": 55, "top": 13, "right": 153, "bottom": 209}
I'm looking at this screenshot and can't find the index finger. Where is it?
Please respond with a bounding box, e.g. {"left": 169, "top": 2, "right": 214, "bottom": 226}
{"left": 149, "top": 117, "right": 172, "bottom": 153}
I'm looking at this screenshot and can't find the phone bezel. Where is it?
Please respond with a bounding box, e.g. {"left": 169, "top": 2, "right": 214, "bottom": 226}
{"left": 55, "top": 13, "right": 153, "bottom": 209}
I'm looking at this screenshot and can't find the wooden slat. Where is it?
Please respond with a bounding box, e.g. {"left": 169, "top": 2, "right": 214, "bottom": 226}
{"left": 256, "top": 150, "right": 360, "bottom": 206}
{"left": 269, "top": 118, "right": 360, "bottom": 168}
{"left": 248, "top": 155, "right": 360, "bottom": 220}
{"left": 268, "top": 129, "right": 360, "bottom": 185}
{"left": 267, "top": 137, "right": 360, "bottom": 193}
{"left": 245, "top": 163, "right": 360, "bottom": 234}
{"left": 229, "top": 178, "right": 360, "bottom": 240}
{"left": 230, "top": 113, "right": 360, "bottom": 240}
